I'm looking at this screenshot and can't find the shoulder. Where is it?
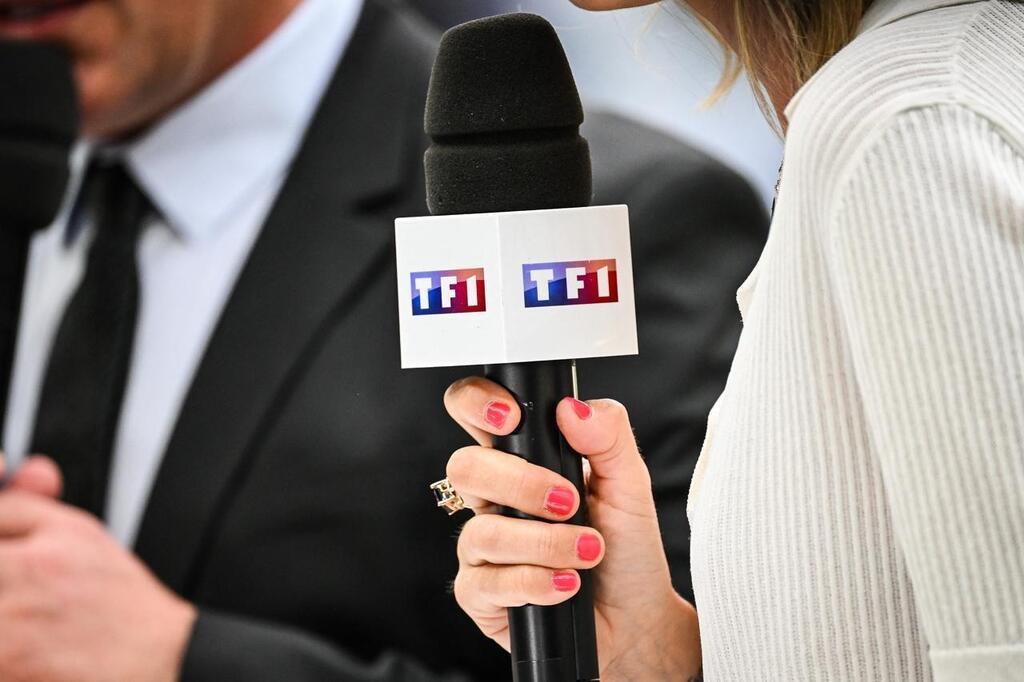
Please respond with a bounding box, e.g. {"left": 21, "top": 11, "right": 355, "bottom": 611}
{"left": 785, "top": 0, "right": 1024, "bottom": 212}
{"left": 584, "top": 111, "right": 767, "bottom": 241}
{"left": 812, "top": 102, "right": 1024, "bottom": 299}
{"left": 366, "top": 0, "right": 440, "bottom": 72}
{"left": 831, "top": 103, "right": 1024, "bottom": 225}
{"left": 585, "top": 111, "right": 756, "bottom": 197}
{"left": 390, "top": 0, "right": 440, "bottom": 59}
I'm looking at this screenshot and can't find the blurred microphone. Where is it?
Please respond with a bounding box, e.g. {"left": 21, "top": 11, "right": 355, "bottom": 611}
{"left": 0, "top": 41, "right": 78, "bottom": 422}
{"left": 397, "top": 14, "right": 639, "bottom": 682}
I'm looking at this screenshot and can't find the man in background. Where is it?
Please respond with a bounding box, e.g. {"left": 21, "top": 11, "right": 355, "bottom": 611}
{"left": 0, "top": 0, "right": 765, "bottom": 680}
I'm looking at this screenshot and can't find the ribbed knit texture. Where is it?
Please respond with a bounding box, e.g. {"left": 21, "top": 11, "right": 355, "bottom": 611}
{"left": 687, "top": 2, "right": 1024, "bottom": 680}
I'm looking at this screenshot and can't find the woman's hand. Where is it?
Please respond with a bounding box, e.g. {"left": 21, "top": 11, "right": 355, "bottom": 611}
{"left": 444, "top": 378, "right": 702, "bottom": 680}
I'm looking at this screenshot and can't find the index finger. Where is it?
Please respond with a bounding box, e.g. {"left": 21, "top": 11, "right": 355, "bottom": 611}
{"left": 447, "top": 445, "right": 580, "bottom": 521}
{"left": 444, "top": 377, "right": 522, "bottom": 447}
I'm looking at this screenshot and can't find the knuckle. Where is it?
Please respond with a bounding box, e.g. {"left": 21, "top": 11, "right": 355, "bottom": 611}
{"left": 456, "top": 516, "right": 484, "bottom": 563}
{"left": 554, "top": 526, "right": 578, "bottom": 563}
{"left": 513, "top": 566, "right": 539, "bottom": 599}
{"left": 536, "top": 525, "right": 562, "bottom": 563}
{"left": 474, "top": 517, "right": 502, "bottom": 556}
{"left": 452, "top": 571, "right": 470, "bottom": 608}
{"left": 446, "top": 447, "right": 475, "bottom": 486}
{"left": 444, "top": 377, "right": 484, "bottom": 412}
{"left": 443, "top": 378, "right": 469, "bottom": 409}
{"left": 65, "top": 506, "right": 102, "bottom": 534}
{"left": 600, "top": 399, "right": 638, "bottom": 456}
{"left": 603, "top": 398, "right": 630, "bottom": 425}
{"left": 455, "top": 531, "right": 470, "bottom": 566}
{"left": 508, "top": 466, "right": 533, "bottom": 509}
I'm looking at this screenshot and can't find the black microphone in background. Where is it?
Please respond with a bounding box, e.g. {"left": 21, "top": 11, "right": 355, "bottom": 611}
{"left": 0, "top": 41, "right": 78, "bottom": 423}
{"left": 425, "top": 14, "right": 600, "bottom": 682}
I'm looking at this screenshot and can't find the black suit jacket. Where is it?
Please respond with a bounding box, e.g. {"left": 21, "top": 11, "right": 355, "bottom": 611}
{"left": 135, "top": 3, "right": 493, "bottom": 679}
{"left": 119, "top": 2, "right": 766, "bottom": 680}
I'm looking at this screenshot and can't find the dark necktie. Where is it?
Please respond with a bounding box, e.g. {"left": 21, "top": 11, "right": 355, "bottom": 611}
{"left": 30, "top": 158, "right": 153, "bottom": 518}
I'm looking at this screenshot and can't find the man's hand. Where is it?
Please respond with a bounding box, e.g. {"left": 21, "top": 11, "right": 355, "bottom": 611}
{"left": 0, "top": 456, "right": 196, "bottom": 682}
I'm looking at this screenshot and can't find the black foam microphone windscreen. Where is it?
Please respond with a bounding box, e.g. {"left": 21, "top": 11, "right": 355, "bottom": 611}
{"left": 424, "top": 12, "right": 592, "bottom": 215}
{"left": 0, "top": 40, "right": 77, "bottom": 425}
{"left": 0, "top": 40, "right": 77, "bottom": 229}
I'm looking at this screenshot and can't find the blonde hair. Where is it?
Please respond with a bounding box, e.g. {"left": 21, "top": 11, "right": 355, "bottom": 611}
{"left": 690, "top": 1, "right": 872, "bottom": 123}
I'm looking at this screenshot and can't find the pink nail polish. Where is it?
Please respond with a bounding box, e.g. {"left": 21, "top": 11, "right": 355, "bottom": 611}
{"left": 485, "top": 401, "right": 511, "bottom": 429}
{"left": 544, "top": 486, "right": 575, "bottom": 517}
{"left": 576, "top": 534, "right": 602, "bottom": 562}
{"left": 568, "top": 397, "right": 592, "bottom": 420}
{"left": 552, "top": 571, "right": 579, "bottom": 592}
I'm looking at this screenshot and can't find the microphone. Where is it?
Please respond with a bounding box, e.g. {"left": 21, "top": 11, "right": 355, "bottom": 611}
{"left": 425, "top": 20, "right": 600, "bottom": 681}
{"left": 0, "top": 41, "right": 78, "bottom": 425}
{"left": 397, "top": 14, "right": 638, "bottom": 682}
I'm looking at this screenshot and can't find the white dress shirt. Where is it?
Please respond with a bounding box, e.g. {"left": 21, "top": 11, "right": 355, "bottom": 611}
{"left": 3, "top": 0, "right": 364, "bottom": 547}
{"left": 688, "top": 1, "right": 1024, "bottom": 679}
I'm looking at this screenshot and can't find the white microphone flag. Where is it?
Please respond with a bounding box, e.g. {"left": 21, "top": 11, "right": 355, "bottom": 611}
{"left": 396, "top": 205, "right": 638, "bottom": 368}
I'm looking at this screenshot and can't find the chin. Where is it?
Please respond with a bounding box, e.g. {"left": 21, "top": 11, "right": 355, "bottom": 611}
{"left": 73, "top": 63, "right": 112, "bottom": 136}
{"left": 73, "top": 62, "right": 136, "bottom": 139}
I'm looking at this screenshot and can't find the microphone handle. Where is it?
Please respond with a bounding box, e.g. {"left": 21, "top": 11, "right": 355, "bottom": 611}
{"left": 486, "top": 361, "right": 599, "bottom": 682}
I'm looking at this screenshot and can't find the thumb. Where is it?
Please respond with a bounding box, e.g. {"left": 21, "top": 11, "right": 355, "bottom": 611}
{"left": 555, "top": 398, "right": 654, "bottom": 511}
{"left": 7, "top": 455, "right": 63, "bottom": 499}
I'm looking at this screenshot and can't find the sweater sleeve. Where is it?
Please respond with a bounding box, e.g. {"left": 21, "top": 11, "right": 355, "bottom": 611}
{"left": 824, "top": 103, "right": 1024, "bottom": 681}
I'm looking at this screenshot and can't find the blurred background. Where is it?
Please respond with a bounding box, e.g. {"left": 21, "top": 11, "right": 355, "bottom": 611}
{"left": 412, "top": 0, "right": 784, "bottom": 207}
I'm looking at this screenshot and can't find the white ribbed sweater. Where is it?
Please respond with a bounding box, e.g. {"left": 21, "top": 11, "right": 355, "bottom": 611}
{"left": 687, "top": 1, "right": 1024, "bottom": 680}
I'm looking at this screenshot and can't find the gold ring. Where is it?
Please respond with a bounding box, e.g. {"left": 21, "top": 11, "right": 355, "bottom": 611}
{"left": 430, "top": 477, "right": 466, "bottom": 516}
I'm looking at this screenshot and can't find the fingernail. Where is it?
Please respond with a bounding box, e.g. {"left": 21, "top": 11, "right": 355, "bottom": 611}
{"left": 485, "top": 401, "right": 511, "bottom": 429}
{"left": 552, "top": 571, "right": 579, "bottom": 592}
{"left": 568, "top": 397, "right": 592, "bottom": 420}
{"left": 576, "top": 534, "right": 602, "bottom": 561}
{"left": 544, "top": 486, "right": 575, "bottom": 517}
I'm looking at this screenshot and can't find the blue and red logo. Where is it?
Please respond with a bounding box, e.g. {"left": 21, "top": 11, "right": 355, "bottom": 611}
{"left": 411, "top": 268, "right": 486, "bottom": 315}
{"left": 523, "top": 259, "right": 619, "bottom": 308}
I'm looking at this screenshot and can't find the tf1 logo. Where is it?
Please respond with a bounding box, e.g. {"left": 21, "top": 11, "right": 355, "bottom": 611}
{"left": 523, "top": 259, "right": 618, "bottom": 308}
{"left": 410, "top": 268, "right": 486, "bottom": 315}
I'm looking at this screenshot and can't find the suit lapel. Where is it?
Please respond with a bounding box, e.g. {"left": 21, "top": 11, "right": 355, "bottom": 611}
{"left": 133, "top": 0, "right": 427, "bottom": 593}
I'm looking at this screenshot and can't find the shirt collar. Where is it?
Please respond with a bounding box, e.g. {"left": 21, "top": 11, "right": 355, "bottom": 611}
{"left": 857, "top": 0, "right": 984, "bottom": 34}
{"left": 108, "top": 0, "right": 363, "bottom": 243}
{"left": 783, "top": 0, "right": 982, "bottom": 121}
